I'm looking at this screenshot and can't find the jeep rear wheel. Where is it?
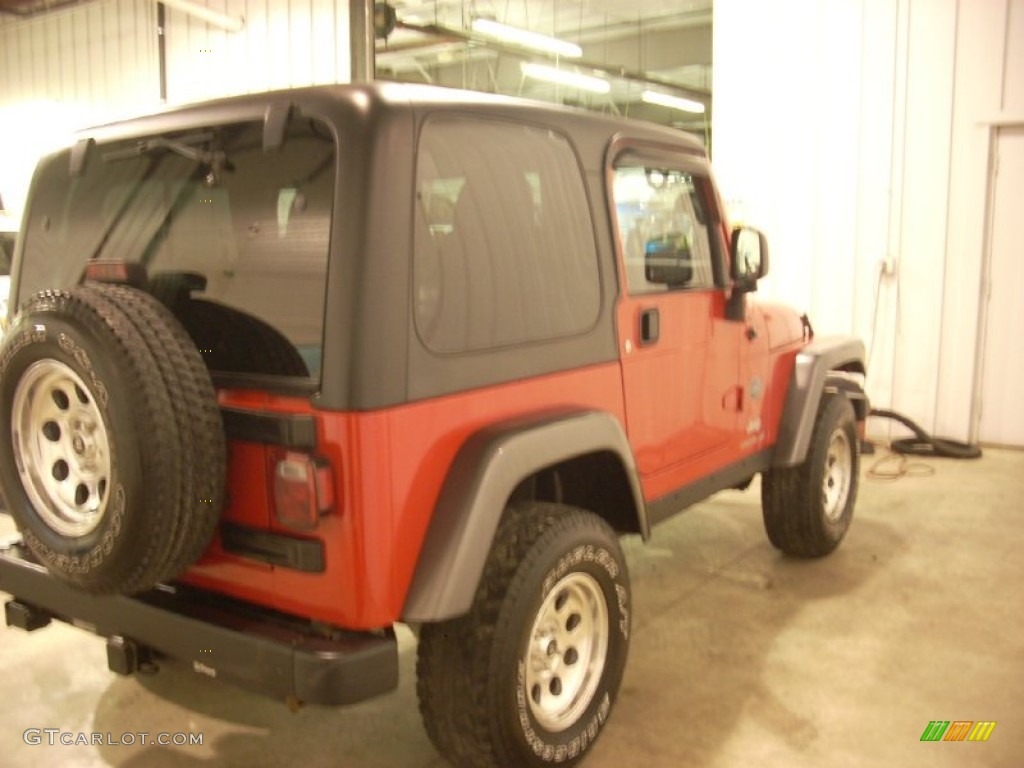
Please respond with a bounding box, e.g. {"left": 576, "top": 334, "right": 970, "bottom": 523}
{"left": 762, "top": 393, "right": 859, "bottom": 557}
{"left": 416, "top": 502, "right": 630, "bottom": 768}
{"left": 0, "top": 284, "right": 225, "bottom": 593}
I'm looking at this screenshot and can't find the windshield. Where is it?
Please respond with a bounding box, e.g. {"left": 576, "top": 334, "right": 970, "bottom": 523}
{"left": 18, "top": 118, "right": 335, "bottom": 384}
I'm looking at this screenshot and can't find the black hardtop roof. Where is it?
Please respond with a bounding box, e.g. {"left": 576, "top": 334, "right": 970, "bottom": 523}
{"left": 76, "top": 82, "right": 706, "bottom": 157}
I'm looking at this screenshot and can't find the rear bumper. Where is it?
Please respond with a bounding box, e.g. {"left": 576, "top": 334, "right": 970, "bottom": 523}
{"left": 0, "top": 536, "right": 398, "bottom": 706}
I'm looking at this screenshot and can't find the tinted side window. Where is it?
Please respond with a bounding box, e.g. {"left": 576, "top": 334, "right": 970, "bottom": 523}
{"left": 612, "top": 165, "right": 716, "bottom": 294}
{"left": 414, "top": 117, "right": 600, "bottom": 353}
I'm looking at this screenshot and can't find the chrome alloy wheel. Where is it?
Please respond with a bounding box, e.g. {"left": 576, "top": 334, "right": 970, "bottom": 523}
{"left": 12, "top": 359, "right": 111, "bottom": 537}
{"left": 822, "top": 427, "right": 852, "bottom": 523}
{"left": 525, "top": 571, "right": 609, "bottom": 732}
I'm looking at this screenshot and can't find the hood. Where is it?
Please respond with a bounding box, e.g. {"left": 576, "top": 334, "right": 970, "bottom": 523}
{"left": 751, "top": 300, "right": 808, "bottom": 350}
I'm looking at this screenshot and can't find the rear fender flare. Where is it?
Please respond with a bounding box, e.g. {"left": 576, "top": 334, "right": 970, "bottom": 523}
{"left": 401, "top": 410, "right": 646, "bottom": 623}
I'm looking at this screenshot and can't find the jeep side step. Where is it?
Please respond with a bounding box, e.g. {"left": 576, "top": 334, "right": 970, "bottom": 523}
{"left": 0, "top": 538, "right": 398, "bottom": 707}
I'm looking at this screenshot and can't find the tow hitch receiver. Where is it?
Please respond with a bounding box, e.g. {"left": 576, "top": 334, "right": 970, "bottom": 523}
{"left": 106, "top": 635, "right": 158, "bottom": 676}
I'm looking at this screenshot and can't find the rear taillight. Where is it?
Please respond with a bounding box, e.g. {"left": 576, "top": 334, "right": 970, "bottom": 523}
{"left": 269, "top": 450, "right": 335, "bottom": 530}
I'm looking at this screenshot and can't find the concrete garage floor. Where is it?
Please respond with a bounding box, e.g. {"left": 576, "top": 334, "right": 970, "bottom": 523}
{"left": 0, "top": 448, "right": 1021, "bottom": 768}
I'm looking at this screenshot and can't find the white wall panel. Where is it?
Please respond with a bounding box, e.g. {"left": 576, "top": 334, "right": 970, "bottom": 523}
{"left": 806, "top": 0, "right": 862, "bottom": 340}
{"left": 1005, "top": 0, "right": 1024, "bottom": 113}
{"left": 854, "top": 0, "right": 899, "bottom": 407}
{"left": 0, "top": 1, "right": 157, "bottom": 109}
{"left": 937, "top": 0, "right": 1009, "bottom": 439}
{"left": 715, "top": 0, "right": 1024, "bottom": 442}
{"left": 0, "top": 0, "right": 353, "bottom": 214}
{"left": 164, "top": 0, "right": 351, "bottom": 104}
{"left": 289, "top": 0, "right": 314, "bottom": 86}
{"left": 889, "top": 0, "right": 956, "bottom": 432}
{"left": 978, "top": 127, "right": 1024, "bottom": 445}
{"left": 241, "top": 1, "right": 272, "bottom": 91}
{"left": 0, "top": 1, "right": 158, "bottom": 215}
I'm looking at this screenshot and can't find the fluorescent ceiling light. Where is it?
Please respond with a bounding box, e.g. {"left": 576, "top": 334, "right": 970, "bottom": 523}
{"left": 521, "top": 63, "right": 610, "bottom": 93}
{"left": 473, "top": 18, "right": 582, "bottom": 58}
{"left": 641, "top": 90, "right": 706, "bottom": 114}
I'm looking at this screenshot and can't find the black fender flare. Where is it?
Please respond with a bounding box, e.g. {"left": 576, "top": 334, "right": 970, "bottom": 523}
{"left": 774, "top": 337, "right": 868, "bottom": 468}
{"left": 401, "top": 410, "right": 647, "bottom": 622}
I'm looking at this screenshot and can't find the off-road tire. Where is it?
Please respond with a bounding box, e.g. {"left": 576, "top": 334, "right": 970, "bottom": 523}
{"left": 0, "top": 284, "right": 225, "bottom": 593}
{"left": 417, "top": 502, "right": 631, "bottom": 768}
{"left": 762, "top": 393, "right": 859, "bottom": 557}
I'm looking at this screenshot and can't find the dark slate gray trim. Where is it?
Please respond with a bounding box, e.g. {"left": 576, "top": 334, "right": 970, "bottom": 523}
{"left": 774, "top": 337, "right": 867, "bottom": 467}
{"left": 14, "top": 83, "right": 712, "bottom": 412}
{"left": 0, "top": 540, "right": 396, "bottom": 706}
{"left": 313, "top": 90, "right": 416, "bottom": 411}
{"left": 401, "top": 410, "right": 646, "bottom": 622}
{"left": 647, "top": 448, "right": 774, "bottom": 525}
{"left": 219, "top": 523, "right": 325, "bottom": 572}
{"left": 220, "top": 407, "right": 317, "bottom": 449}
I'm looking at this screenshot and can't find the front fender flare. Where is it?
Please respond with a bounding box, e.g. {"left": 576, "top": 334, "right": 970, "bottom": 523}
{"left": 774, "top": 337, "right": 867, "bottom": 468}
{"left": 402, "top": 410, "right": 646, "bottom": 623}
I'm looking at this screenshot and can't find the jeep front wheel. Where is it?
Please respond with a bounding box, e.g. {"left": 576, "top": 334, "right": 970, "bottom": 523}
{"left": 762, "top": 393, "right": 859, "bottom": 556}
{"left": 416, "top": 502, "right": 631, "bottom": 768}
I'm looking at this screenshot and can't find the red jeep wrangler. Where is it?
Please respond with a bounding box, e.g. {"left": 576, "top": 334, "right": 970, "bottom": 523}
{"left": 0, "top": 84, "right": 867, "bottom": 767}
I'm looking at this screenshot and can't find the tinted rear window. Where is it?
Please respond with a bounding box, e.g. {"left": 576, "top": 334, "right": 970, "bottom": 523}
{"left": 18, "top": 118, "right": 335, "bottom": 383}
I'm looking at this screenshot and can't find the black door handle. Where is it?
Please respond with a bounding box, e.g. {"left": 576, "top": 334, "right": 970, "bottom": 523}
{"left": 640, "top": 308, "right": 660, "bottom": 345}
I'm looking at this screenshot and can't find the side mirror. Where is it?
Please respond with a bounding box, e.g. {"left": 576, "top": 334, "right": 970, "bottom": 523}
{"left": 644, "top": 234, "right": 693, "bottom": 287}
{"left": 730, "top": 226, "right": 769, "bottom": 291}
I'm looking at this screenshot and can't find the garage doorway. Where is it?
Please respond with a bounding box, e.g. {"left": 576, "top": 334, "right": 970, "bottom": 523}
{"left": 975, "top": 125, "right": 1024, "bottom": 447}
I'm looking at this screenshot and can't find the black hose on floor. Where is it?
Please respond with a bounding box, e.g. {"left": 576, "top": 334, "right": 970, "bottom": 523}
{"left": 869, "top": 408, "right": 983, "bottom": 459}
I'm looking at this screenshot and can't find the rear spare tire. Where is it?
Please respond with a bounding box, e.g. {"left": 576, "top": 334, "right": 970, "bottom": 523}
{"left": 0, "top": 284, "right": 225, "bottom": 593}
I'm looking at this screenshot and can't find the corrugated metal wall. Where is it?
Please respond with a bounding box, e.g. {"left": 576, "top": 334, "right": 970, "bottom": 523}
{"left": 163, "top": 0, "right": 351, "bottom": 103}
{"left": 0, "top": 0, "right": 157, "bottom": 109}
{"left": 0, "top": 0, "right": 352, "bottom": 106}
{"left": 714, "top": 0, "right": 1024, "bottom": 443}
{"left": 0, "top": 0, "right": 352, "bottom": 213}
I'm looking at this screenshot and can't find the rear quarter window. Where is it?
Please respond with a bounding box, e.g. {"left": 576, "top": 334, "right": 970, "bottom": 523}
{"left": 413, "top": 116, "right": 600, "bottom": 353}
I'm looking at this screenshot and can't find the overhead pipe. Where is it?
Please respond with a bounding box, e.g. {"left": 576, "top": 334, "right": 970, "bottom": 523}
{"left": 384, "top": 20, "right": 710, "bottom": 101}
{"left": 350, "top": 0, "right": 375, "bottom": 82}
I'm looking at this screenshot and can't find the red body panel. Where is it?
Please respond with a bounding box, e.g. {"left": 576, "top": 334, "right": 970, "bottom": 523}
{"left": 754, "top": 302, "right": 807, "bottom": 447}
{"left": 617, "top": 290, "right": 739, "bottom": 499}
{"left": 182, "top": 297, "right": 805, "bottom": 631}
{"left": 180, "top": 364, "right": 628, "bottom": 630}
